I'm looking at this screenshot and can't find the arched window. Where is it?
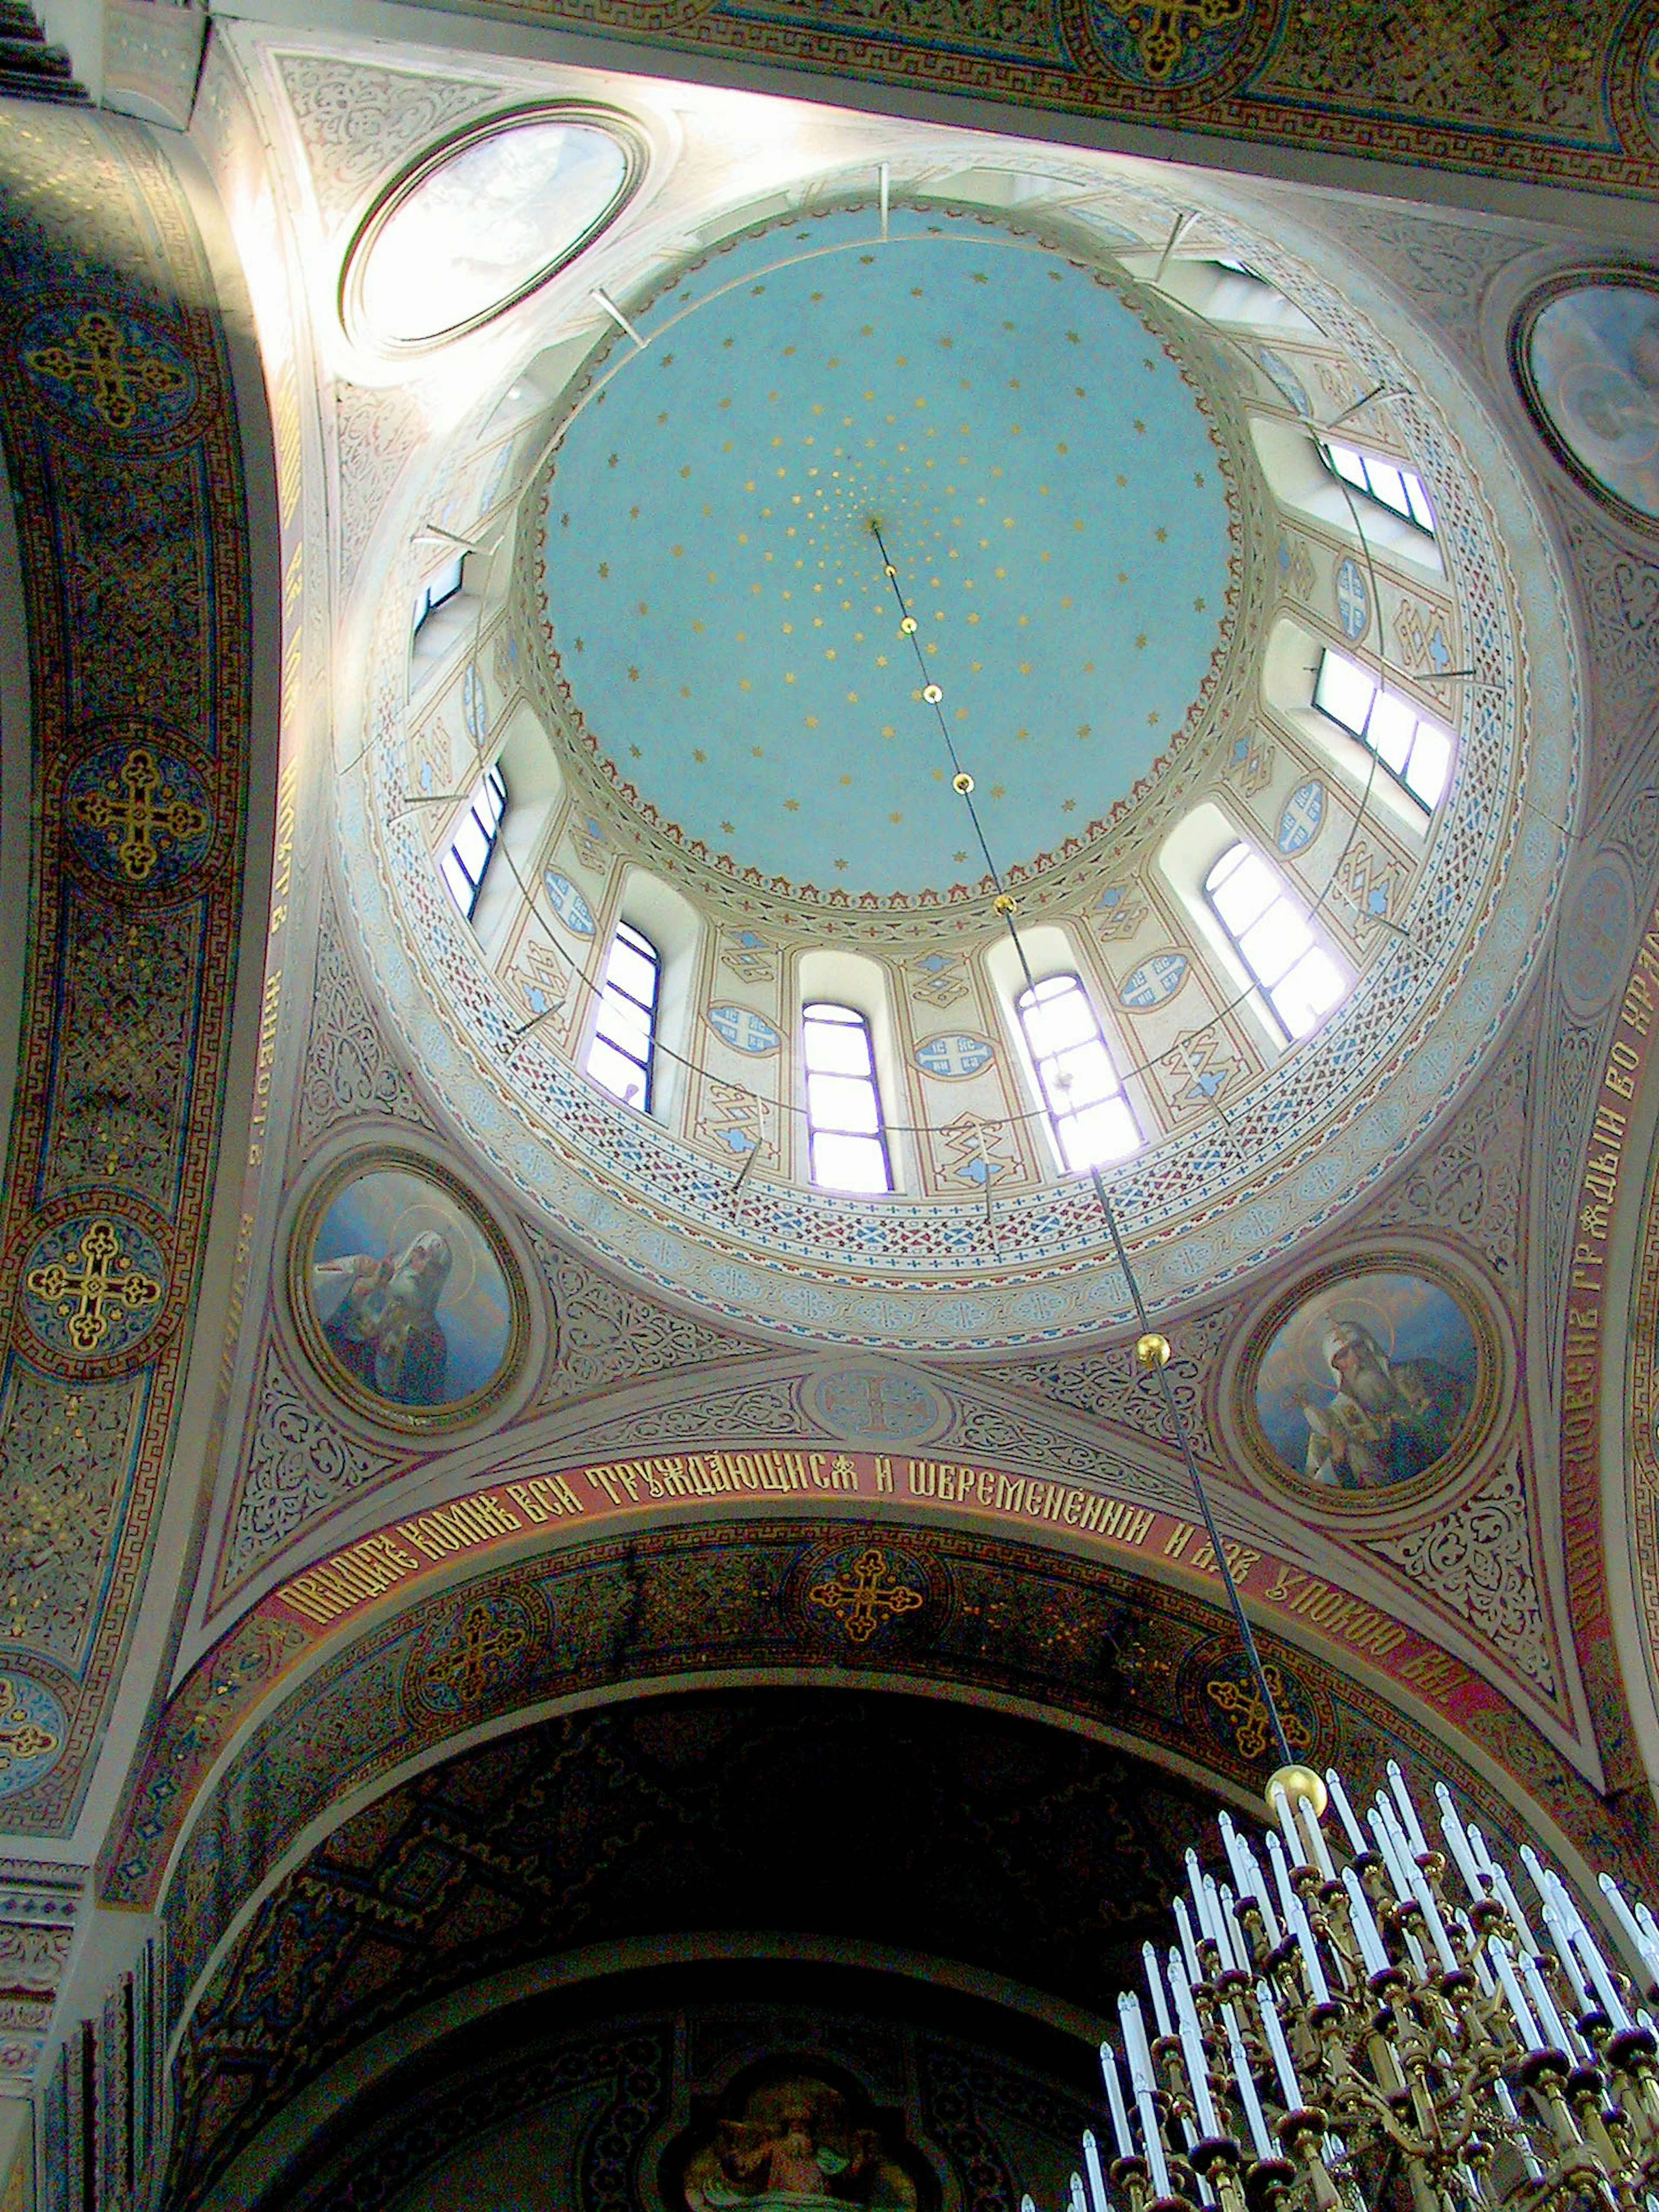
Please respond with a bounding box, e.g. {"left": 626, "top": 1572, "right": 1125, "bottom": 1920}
{"left": 1206, "top": 841, "right": 1345, "bottom": 1041}
{"left": 1313, "top": 647, "right": 1452, "bottom": 809}
{"left": 1320, "top": 441, "right": 1436, "bottom": 536}
{"left": 439, "top": 763, "right": 508, "bottom": 919}
{"left": 413, "top": 553, "right": 465, "bottom": 637}
{"left": 586, "top": 919, "right": 661, "bottom": 1111}
{"left": 802, "top": 1002, "right": 892, "bottom": 1194}
{"left": 1015, "top": 973, "right": 1141, "bottom": 1171}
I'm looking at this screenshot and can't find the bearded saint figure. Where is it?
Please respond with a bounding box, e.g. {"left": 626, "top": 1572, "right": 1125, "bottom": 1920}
{"left": 1297, "top": 1319, "right": 1467, "bottom": 1490}
{"left": 316, "top": 1229, "right": 452, "bottom": 1406}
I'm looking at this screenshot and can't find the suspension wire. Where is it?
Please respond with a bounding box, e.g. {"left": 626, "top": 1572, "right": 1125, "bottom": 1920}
{"left": 874, "top": 514, "right": 1298, "bottom": 1775}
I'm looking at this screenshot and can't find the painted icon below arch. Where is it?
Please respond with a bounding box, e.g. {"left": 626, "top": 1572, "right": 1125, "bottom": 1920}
{"left": 292, "top": 1152, "right": 525, "bottom": 1431}
{"left": 1245, "top": 1262, "right": 1492, "bottom": 1503}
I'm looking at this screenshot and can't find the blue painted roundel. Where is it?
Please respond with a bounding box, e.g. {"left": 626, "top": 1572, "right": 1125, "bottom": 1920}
{"left": 537, "top": 204, "right": 1236, "bottom": 902}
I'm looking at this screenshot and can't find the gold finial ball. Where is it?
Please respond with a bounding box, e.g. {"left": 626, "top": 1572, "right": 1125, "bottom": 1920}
{"left": 1136, "top": 1331, "right": 1171, "bottom": 1371}
{"left": 900, "top": 616, "right": 918, "bottom": 635}
{"left": 1266, "top": 1764, "right": 1329, "bottom": 1821}
{"left": 953, "top": 772, "right": 974, "bottom": 795}
{"left": 922, "top": 682, "right": 944, "bottom": 703}
{"left": 993, "top": 892, "right": 1018, "bottom": 915}
{"left": 884, "top": 563, "right": 897, "bottom": 578}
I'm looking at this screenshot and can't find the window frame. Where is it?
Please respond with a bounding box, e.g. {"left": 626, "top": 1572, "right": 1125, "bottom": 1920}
{"left": 801, "top": 1001, "right": 893, "bottom": 1195}
{"left": 1318, "top": 440, "right": 1436, "bottom": 536}
{"left": 1312, "top": 646, "right": 1452, "bottom": 812}
{"left": 439, "top": 763, "right": 508, "bottom": 920}
{"left": 1204, "top": 839, "right": 1347, "bottom": 1045}
{"left": 413, "top": 553, "right": 465, "bottom": 638}
{"left": 586, "top": 917, "right": 662, "bottom": 1114}
{"left": 1013, "top": 970, "right": 1142, "bottom": 1174}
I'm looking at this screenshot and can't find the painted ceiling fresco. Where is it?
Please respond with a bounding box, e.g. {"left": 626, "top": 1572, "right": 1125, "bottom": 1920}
{"left": 536, "top": 204, "right": 1234, "bottom": 900}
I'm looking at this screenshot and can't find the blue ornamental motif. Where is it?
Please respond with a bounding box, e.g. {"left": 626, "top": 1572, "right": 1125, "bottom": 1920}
{"left": 1278, "top": 780, "right": 1326, "bottom": 856}
{"left": 914, "top": 1033, "right": 995, "bottom": 1080}
{"left": 1120, "top": 952, "right": 1188, "bottom": 1010}
{"left": 462, "top": 663, "right": 489, "bottom": 741}
{"left": 1335, "top": 556, "right": 1370, "bottom": 641}
{"left": 1085, "top": 0, "right": 1252, "bottom": 86}
{"left": 542, "top": 871, "right": 594, "bottom": 934}
{"left": 1257, "top": 346, "right": 1313, "bottom": 417}
{"left": 707, "top": 1004, "right": 781, "bottom": 1055}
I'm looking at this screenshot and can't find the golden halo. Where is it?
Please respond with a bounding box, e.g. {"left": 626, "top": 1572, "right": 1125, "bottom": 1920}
{"left": 388, "top": 1201, "right": 478, "bottom": 1304}
{"left": 1272, "top": 1284, "right": 1404, "bottom": 1400}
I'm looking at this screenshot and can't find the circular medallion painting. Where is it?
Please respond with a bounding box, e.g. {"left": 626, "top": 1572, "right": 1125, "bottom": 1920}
{"left": 1245, "top": 1264, "right": 1490, "bottom": 1503}
{"left": 292, "top": 1154, "right": 524, "bottom": 1429}
{"left": 1514, "top": 270, "right": 1659, "bottom": 530}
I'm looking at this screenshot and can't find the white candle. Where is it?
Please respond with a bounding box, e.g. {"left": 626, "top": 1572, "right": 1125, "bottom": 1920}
{"left": 1296, "top": 1792, "right": 1335, "bottom": 1881}
{"left": 1257, "top": 1984, "right": 1303, "bottom": 2109}
{"left": 1215, "top": 1885, "right": 1247, "bottom": 1977}
{"left": 1599, "top": 1874, "right": 1659, "bottom": 1983}
{"left": 1519, "top": 1950, "right": 1573, "bottom": 2053}
{"left": 1435, "top": 1784, "right": 1485, "bottom": 1902}
{"left": 1541, "top": 1906, "right": 1592, "bottom": 2012}
{"left": 1275, "top": 1780, "right": 1308, "bottom": 1869}
{"left": 1237, "top": 1833, "right": 1282, "bottom": 1948}
{"left": 1325, "top": 1769, "right": 1368, "bottom": 1858}
{"left": 1175, "top": 1896, "right": 1203, "bottom": 1986}
{"left": 1387, "top": 1761, "right": 1429, "bottom": 1855}
{"left": 1120, "top": 1994, "right": 1172, "bottom": 2199}
{"left": 1100, "top": 2045, "right": 1134, "bottom": 2161}
{"left": 1404, "top": 1859, "right": 1459, "bottom": 1975}
{"left": 1367, "top": 1806, "right": 1413, "bottom": 1904}
{"left": 1288, "top": 1893, "right": 1331, "bottom": 2006}
{"left": 1266, "top": 1832, "right": 1299, "bottom": 1933}
{"left": 1342, "top": 1866, "right": 1390, "bottom": 1977}
{"left": 1070, "top": 2170, "right": 1088, "bottom": 2212}
{"left": 1221, "top": 2000, "right": 1273, "bottom": 2160}
{"left": 1489, "top": 1940, "right": 1541, "bottom": 2049}
{"left": 1142, "top": 1942, "right": 1173, "bottom": 2039}
{"left": 1179, "top": 2013, "right": 1220, "bottom": 2139}
{"left": 1083, "top": 2130, "right": 1111, "bottom": 2212}
{"left": 1571, "top": 1921, "right": 1632, "bottom": 2030}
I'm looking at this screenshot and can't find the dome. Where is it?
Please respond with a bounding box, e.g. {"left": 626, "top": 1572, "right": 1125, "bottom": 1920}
{"left": 338, "top": 130, "right": 1578, "bottom": 1351}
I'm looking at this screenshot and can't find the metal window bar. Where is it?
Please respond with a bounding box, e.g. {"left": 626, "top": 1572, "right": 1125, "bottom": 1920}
{"left": 1319, "top": 439, "right": 1436, "bottom": 534}
{"left": 413, "top": 553, "right": 465, "bottom": 636}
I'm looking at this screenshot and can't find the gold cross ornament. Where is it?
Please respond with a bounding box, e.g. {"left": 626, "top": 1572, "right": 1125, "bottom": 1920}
{"left": 0, "top": 1679, "right": 59, "bottom": 1773}
{"left": 71, "top": 747, "right": 209, "bottom": 884}
{"left": 422, "top": 1603, "right": 530, "bottom": 1704}
{"left": 25, "top": 310, "right": 188, "bottom": 431}
{"left": 25, "top": 1219, "right": 164, "bottom": 1353}
{"left": 1101, "top": 0, "right": 1248, "bottom": 80}
{"left": 807, "top": 1546, "right": 925, "bottom": 1643}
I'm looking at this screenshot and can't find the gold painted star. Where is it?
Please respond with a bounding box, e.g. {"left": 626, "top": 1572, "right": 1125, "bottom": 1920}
{"left": 834, "top": 857, "right": 849, "bottom": 870}
{"left": 693, "top": 748, "right": 707, "bottom": 763}
{"left": 1133, "top": 419, "right": 1146, "bottom": 434}
{"left": 953, "top": 849, "right": 968, "bottom": 864}
{"left": 1147, "top": 711, "right": 1160, "bottom": 727}
{"left": 598, "top": 562, "right": 610, "bottom": 578}
{"left": 1155, "top": 527, "right": 1168, "bottom": 543}
{"left": 785, "top": 799, "right": 800, "bottom": 811}
{"left": 839, "top": 773, "right": 853, "bottom": 786}
{"left": 1135, "top": 633, "right": 1147, "bottom": 649}
{"left": 721, "top": 819, "right": 735, "bottom": 834}
{"left": 1077, "top": 723, "right": 1092, "bottom": 738}
{"left": 751, "top": 744, "right": 763, "bottom": 756}
{"left": 627, "top": 666, "right": 640, "bottom": 682}
{"left": 889, "top": 810, "right": 903, "bottom": 824}
{"left": 1062, "top": 798, "right": 1076, "bottom": 812}
{"left": 1194, "top": 596, "right": 1207, "bottom": 612}
{"left": 989, "top": 783, "right": 1006, "bottom": 798}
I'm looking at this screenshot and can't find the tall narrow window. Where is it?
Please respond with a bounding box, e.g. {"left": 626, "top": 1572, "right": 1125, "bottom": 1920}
{"left": 1015, "top": 973, "right": 1141, "bottom": 1171}
{"left": 413, "top": 553, "right": 465, "bottom": 637}
{"left": 439, "top": 763, "right": 507, "bottom": 919}
{"left": 802, "top": 1003, "right": 891, "bottom": 1194}
{"left": 1320, "top": 442, "right": 1436, "bottom": 535}
{"left": 1314, "top": 647, "right": 1452, "bottom": 809}
{"left": 586, "top": 919, "right": 660, "bottom": 1111}
{"left": 1206, "top": 841, "right": 1345, "bottom": 1041}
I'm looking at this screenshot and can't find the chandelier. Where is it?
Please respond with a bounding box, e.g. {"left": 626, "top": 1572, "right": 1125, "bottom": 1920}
{"left": 865, "top": 522, "right": 1659, "bottom": 2212}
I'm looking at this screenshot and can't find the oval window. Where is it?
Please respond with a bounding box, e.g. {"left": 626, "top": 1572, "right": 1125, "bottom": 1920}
{"left": 347, "top": 108, "right": 639, "bottom": 348}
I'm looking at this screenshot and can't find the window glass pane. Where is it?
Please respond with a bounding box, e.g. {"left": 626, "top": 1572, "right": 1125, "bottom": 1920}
{"left": 1210, "top": 849, "right": 1277, "bottom": 934}
{"left": 1314, "top": 651, "right": 1376, "bottom": 735}
{"left": 1406, "top": 721, "right": 1451, "bottom": 806}
{"left": 452, "top": 812, "right": 491, "bottom": 876}
{"left": 811, "top": 1130, "right": 890, "bottom": 1194}
{"left": 1325, "top": 442, "right": 1369, "bottom": 490}
{"left": 597, "top": 994, "right": 651, "bottom": 1054}
{"left": 440, "top": 850, "right": 475, "bottom": 914}
{"left": 1403, "top": 472, "right": 1436, "bottom": 531}
{"left": 480, "top": 767, "right": 508, "bottom": 826}
{"left": 1367, "top": 693, "right": 1416, "bottom": 773}
{"left": 1274, "top": 947, "right": 1346, "bottom": 1037}
{"left": 1362, "top": 459, "right": 1408, "bottom": 515}
{"left": 1052, "top": 1037, "right": 1120, "bottom": 1104}
{"left": 1023, "top": 982, "right": 1096, "bottom": 1056}
{"left": 1058, "top": 1096, "right": 1140, "bottom": 1171}
{"left": 807, "top": 1069, "right": 880, "bottom": 1135}
{"left": 1239, "top": 902, "right": 1312, "bottom": 987}
{"left": 605, "top": 938, "right": 658, "bottom": 1006}
{"left": 804, "top": 1014, "right": 874, "bottom": 1076}
{"left": 588, "top": 1036, "right": 649, "bottom": 1106}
